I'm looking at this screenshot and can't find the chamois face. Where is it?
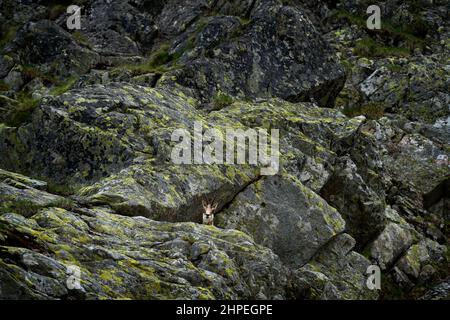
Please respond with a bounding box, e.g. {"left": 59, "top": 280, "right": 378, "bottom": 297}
{"left": 204, "top": 204, "right": 215, "bottom": 216}
{"left": 202, "top": 201, "right": 218, "bottom": 226}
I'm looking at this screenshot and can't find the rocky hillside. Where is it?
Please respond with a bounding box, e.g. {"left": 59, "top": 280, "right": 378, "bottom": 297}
{"left": 0, "top": 0, "right": 448, "bottom": 300}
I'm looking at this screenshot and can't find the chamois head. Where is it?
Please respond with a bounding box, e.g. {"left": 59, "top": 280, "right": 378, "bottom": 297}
{"left": 202, "top": 199, "right": 218, "bottom": 226}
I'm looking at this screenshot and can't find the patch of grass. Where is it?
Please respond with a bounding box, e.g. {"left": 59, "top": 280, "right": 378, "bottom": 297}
{"left": 147, "top": 44, "right": 172, "bottom": 68}
{"left": 72, "top": 31, "right": 91, "bottom": 48}
{"left": 21, "top": 65, "right": 58, "bottom": 85}
{"left": 0, "top": 199, "right": 41, "bottom": 216}
{"left": 354, "top": 37, "right": 411, "bottom": 58}
{"left": 212, "top": 92, "right": 234, "bottom": 109}
{"left": 344, "top": 102, "right": 386, "bottom": 120}
{"left": 22, "top": 65, "right": 78, "bottom": 96}
{"left": 340, "top": 59, "right": 354, "bottom": 73}
{"left": 49, "top": 198, "right": 75, "bottom": 210}
{"left": 50, "top": 76, "right": 78, "bottom": 96}
{"left": 41, "top": 0, "right": 75, "bottom": 5}
{"left": 335, "top": 9, "right": 428, "bottom": 38}
{"left": 386, "top": 63, "right": 403, "bottom": 73}
{"left": 333, "top": 10, "right": 427, "bottom": 53}
{"left": 171, "top": 18, "right": 211, "bottom": 61}
{"left": 5, "top": 91, "right": 40, "bottom": 127}
{"left": 381, "top": 20, "right": 427, "bottom": 48}
{"left": 46, "top": 181, "right": 80, "bottom": 196}
{"left": 3, "top": 68, "right": 77, "bottom": 125}
{"left": 47, "top": 4, "right": 66, "bottom": 20}
{"left": 0, "top": 25, "right": 19, "bottom": 49}
{"left": 113, "top": 44, "right": 179, "bottom": 77}
{"left": 0, "top": 197, "right": 75, "bottom": 216}
{"left": 334, "top": 10, "right": 367, "bottom": 27}
{"left": 0, "top": 80, "right": 10, "bottom": 91}
{"left": 171, "top": 36, "right": 196, "bottom": 62}
{"left": 229, "top": 18, "right": 252, "bottom": 41}
{"left": 238, "top": 17, "right": 251, "bottom": 26}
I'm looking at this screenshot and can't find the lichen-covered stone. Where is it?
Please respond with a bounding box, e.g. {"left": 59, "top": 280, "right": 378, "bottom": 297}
{"left": 297, "top": 234, "right": 378, "bottom": 300}
{"left": 0, "top": 206, "right": 290, "bottom": 299}
{"left": 216, "top": 173, "right": 345, "bottom": 267}
{"left": 0, "top": 0, "right": 449, "bottom": 301}
{"left": 161, "top": 1, "right": 346, "bottom": 107}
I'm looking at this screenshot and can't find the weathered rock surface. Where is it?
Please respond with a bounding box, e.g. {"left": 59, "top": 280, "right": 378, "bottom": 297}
{"left": 217, "top": 174, "right": 345, "bottom": 267}
{"left": 0, "top": 204, "right": 289, "bottom": 299}
{"left": 320, "top": 156, "right": 387, "bottom": 247}
{"left": 162, "top": 1, "right": 346, "bottom": 107}
{"left": 0, "top": 0, "right": 449, "bottom": 300}
{"left": 297, "top": 233, "right": 378, "bottom": 300}
{"left": 421, "top": 278, "right": 450, "bottom": 300}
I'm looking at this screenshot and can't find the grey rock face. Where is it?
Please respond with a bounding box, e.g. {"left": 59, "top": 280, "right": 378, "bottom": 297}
{"left": 164, "top": 2, "right": 346, "bottom": 107}
{"left": 421, "top": 278, "right": 450, "bottom": 300}
{"left": 320, "top": 156, "right": 387, "bottom": 247}
{"left": 296, "top": 233, "right": 378, "bottom": 300}
{"left": 397, "top": 239, "right": 447, "bottom": 280}
{"left": 82, "top": 0, "right": 158, "bottom": 56}
{"left": 0, "top": 55, "right": 14, "bottom": 78}
{"left": 11, "top": 20, "right": 99, "bottom": 80}
{"left": 0, "top": 207, "right": 290, "bottom": 299}
{"left": 0, "top": 0, "right": 449, "bottom": 300}
{"left": 217, "top": 174, "right": 345, "bottom": 267}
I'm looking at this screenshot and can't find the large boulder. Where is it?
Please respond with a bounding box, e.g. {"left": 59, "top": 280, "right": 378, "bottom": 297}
{"left": 10, "top": 20, "right": 99, "bottom": 81}
{"left": 296, "top": 233, "right": 378, "bottom": 300}
{"left": 0, "top": 83, "right": 199, "bottom": 183}
{"left": 320, "top": 156, "right": 387, "bottom": 248}
{"left": 161, "top": 1, "right": 346, "bottom": 107}
{"left": 0, "top": 207, "right": 290, "bottom": 299}
{"left": 81, "top": 0, "right": 158, "bottom": 56}
{"left": 216, "top": 174, "right": 345, "bottom": 267}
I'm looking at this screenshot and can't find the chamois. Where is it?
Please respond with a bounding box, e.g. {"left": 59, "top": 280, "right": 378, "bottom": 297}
{"left": 202, "top": 199, "right": 218, "bottom": 226}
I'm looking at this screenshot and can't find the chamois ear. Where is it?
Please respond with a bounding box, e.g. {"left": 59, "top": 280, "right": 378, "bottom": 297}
{"left": 202, "top": 200, "right": 207, "bottom": 209}
{"left": 212, "top": 203, "right": 218, "bottom": 211}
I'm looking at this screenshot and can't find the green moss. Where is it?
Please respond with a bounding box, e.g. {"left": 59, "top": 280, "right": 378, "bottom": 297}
{"left": 49, "top": 198, "right": 75, "bottom": 211}
{"left": 0, "top": 80, "right": 10, "bottom": 91}
{"left": 0, "top": 199, "right": 41, "bottom": 216}
{"left": 212, "top": 92, "right": 234, "bottom": 109}
{"left": 354, "top": 37, "right": 410, "bottom": 58}
{"left": 344, "top": 102, "right": 386, "bottom": 120}
{"left": 0, "top": 25, "right": 19, "bottom": 49}
{"left": 197, "top": 288, "right": 215, "bottom": 300}
{"left": 47, "top": 4, "right": 66, "bottom": 20}
{"left": 334, "top": 9, "right": 427, "bottom": 54}
{"left": 100, "top": 269, "right": 123, "bottom": 284}
{"left": 72, "top": 31, "right": 91, "bottom": 48}
{"left": 21, "top": 65, "right": 58, "bottom": 85}
{"left": 50, "top": 76, "right": 78, "bottom": 96}
{"left": 46, "top": 180, "right": 80, "bottom": 196}
{"left": 386, "top": 63, "right": 403, "bottom": 73}
{"left": 5, "top": 91, "right": 40, "bottom": 127}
